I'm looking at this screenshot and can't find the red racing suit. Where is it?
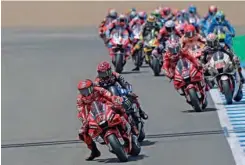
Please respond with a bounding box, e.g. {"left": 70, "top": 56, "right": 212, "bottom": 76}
{"left": 157, "top": 27, "right": 182, "bottom": 45}
{"left": 129, "top": 17, "right": 145, "bottom": 29}
{"left": 181, "top": 34, "right": 206, "bottom": 51}
{"left": 162, "top": 49, "right": 200, "bottom": 79}
{"left": 76, "top": 86, "right": 127, "bottom": 150}
{"left": 106, "top": 20, "right": 133, "bottom": 39}
{"left": 161, "top": 11, "right": 174, "bottom": 21}
{"left": 99, "top": 17, "right": 117, "bottom": 37}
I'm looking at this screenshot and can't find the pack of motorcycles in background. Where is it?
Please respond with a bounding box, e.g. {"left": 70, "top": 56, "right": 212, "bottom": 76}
{"left": 90, "top": 6, "right": 244, "bottom": 162}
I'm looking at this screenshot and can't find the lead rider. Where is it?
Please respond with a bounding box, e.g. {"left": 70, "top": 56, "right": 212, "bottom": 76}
{"left": 94, "top": 61, "right": 149, "bottom": 120}
{"left": 76, "top": 79, "right": 130, "bottom": 161}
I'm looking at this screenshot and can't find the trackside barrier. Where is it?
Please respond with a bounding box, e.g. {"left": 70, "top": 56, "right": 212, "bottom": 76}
{"left": 233, "top": 35, "right": 245, "bottom": 68}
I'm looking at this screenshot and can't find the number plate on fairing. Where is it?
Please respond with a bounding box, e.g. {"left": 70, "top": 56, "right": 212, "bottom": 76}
{"left": 182, "top": 70, "right": 190, "bottom": 79}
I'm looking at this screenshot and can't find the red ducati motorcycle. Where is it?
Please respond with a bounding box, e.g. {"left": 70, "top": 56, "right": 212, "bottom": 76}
{"left": 109, "top": 28, "right": 131, "bottom": 73}
{"left": 173, "top": 58, "right": 208, "bottom": 112}
{"left": 87, "top": 101, "right": 141, "bottom": 162}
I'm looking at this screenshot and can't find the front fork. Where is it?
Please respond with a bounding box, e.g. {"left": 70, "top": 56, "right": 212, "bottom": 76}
{"left": 217, "top": 76, "right": 234, "bottom": 94}
{"left": 183, "top": 81, "right": 207, "bottom": 105}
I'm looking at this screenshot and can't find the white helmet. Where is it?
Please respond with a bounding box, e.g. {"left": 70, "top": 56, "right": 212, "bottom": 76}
{"left": 165, "top": 20, "right": 175, "bottom": 33}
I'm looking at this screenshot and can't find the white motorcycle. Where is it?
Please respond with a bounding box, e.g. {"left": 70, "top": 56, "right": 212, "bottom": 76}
{"left": 206, "top": 51, "right": 243, "bottom": 104}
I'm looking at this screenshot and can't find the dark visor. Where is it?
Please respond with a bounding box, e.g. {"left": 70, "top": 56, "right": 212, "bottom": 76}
{"left": 164, "top": 11, "right": 170, "bottom": 15}
{"left": 119, "top": 19, "right": 125, "bottom": 22}
{"left": 139, "top": 16, "right": 144, "bottom": 19}
{"left": 216, "top": 17, "right": 224, "bottom": 22}
{"left": 98, "top": 70, "right": 112, "bottom": 78}
{"left": 79, "top": 87, "right": 93, "bottom": 96}
{"left": 185, "top": 31, "right": 195, "bottom": 38}
{"left": 207, "top": 40, "right": 216, "bottom": 47}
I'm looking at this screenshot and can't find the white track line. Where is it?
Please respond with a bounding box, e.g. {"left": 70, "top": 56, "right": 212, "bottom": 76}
{"left": 209, "top": 69, "right": 245, "bottom": 165}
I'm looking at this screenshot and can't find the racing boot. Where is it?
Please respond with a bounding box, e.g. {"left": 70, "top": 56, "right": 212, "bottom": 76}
{"left": 132, "top": 66, "right": 140, "bottom": 71}
{"left": 139, "top": 107, "right": 148, "bottom": 120}
{"left": 86, "top": 141, "right": 101, "bottom": 161}
{"left": 238, "top": 67, "right": 245, "bottom": 84}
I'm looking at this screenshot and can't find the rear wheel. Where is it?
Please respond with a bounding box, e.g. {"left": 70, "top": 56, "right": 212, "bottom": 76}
{"left": 107, "top": 134, "right": 128, "bottom": 162}
{"left": 202, "top": 97, "right": 208, "bottom": 109}
{"left": 133, "top": 50, "right": 143, "bottom": 67}
{"left": 133, "top": 51, "right": 139, "bottom": 66}
{"left": 188, "top": 88, "right": 202, "bottom": 112}
{"left": 129, "top": 135, "right": 141, "bottom": 156}
{"left": 138, "top": 50, "right": 144, "bottom": 67}
{"left": 138, "top": 125, "right": 145, "bottom": 142}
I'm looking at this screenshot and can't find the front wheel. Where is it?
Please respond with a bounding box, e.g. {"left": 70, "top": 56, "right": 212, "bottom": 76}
{"left": 115, "top": 53, "right": 124, "bottom": 73}
{"left": 151, "top": 57, "right": 161, "bottom": 76}
{"left": 107, "top": 134, "right": 128, "bottom": 162}
{"left": 221, "top": 80, "right": 233, "bottom": 104}
{"left": 188, "top": 88, "right": 203, "bottom": 112}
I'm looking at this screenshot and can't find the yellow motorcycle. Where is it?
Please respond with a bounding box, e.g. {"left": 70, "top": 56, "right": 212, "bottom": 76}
{"left": 143, "top": 29, "right": 159, "bottom": 65}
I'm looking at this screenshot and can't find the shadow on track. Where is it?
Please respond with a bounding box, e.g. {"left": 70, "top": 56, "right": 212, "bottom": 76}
{"left": 153, "top": 73, "right": 165, "bottom": 77}
{"left": 121, "top": 70, "right": 149, "bottom": 74}
{"left": 4, "top": 129, "right": 243, "bottom": 149}
{"left": 140, "top": 65, "right": 150, "bottom": 68}
{"left": 96, "top": 154, "right": 148, "bottom": 163}
{"left": 182, "top": 108, "right": 217, "bottom": 113}
{"left": 140, "top": 140, "right": 157, "bottom": 146}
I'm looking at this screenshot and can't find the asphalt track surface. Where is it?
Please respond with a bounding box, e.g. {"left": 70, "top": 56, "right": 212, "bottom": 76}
{"left": 2, "top": 27, "right": 237, "bottom": 165}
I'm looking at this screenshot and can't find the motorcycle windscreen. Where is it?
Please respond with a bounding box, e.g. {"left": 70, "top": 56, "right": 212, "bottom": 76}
{"left": 176, "top": 59, "right": 191, "bottom": 79}
{"left": 112, "top": 32, "right": 121, "bottom": 43}
{"left": 213, "top": 51, "right": 225, "bottom": 62}
{"left": 112, "top": 32, "right": 128, "bottom": 46}
{"left": 169, "top": 33, "right": 180, "bottom": 42}
{"left": 213, "top": 51, "right": 226, "bottom": 72}
{"left": 132, "top": 24, "right": 141, "bottom": 35}
{"left": 144, "top": 31, "right": 154, "bottom": 43}
{"left": 177, "top": 17, "right": 185, "bottom": 24}
{"left": 90, "top": 101, "right": 106, "bottom": 120}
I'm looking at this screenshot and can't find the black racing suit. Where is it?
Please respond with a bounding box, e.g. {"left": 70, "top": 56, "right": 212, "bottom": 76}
{"left": 94, "top": 71, "right": 148, "bottom": 119}
{"left": 141, "top": 22, "right": 161, "bottom": 38}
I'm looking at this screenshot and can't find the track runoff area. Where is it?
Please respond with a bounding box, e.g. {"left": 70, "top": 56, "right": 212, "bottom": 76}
{"left": 210, "top": 35, "right": 245, "bottom": 165}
